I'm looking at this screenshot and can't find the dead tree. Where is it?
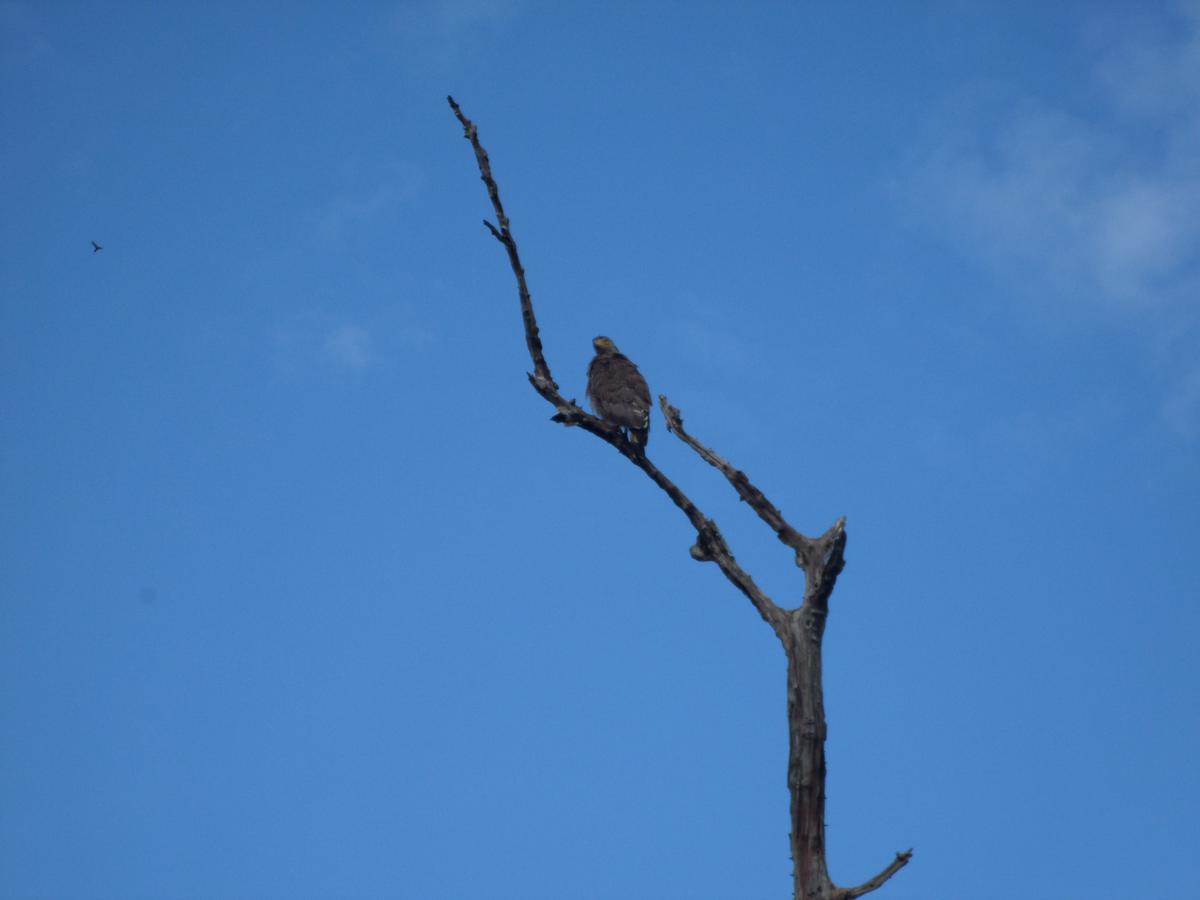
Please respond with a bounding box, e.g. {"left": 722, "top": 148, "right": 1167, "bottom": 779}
{"left": 449, "top": 96, "right": 912, "bottom": 900}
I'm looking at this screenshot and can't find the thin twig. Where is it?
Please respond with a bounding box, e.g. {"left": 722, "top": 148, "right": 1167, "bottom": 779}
{"left": 449, "top": 95, "right": 555, "bottom": 390}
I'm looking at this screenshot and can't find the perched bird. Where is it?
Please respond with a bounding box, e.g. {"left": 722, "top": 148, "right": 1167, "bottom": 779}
{"left": 91, "top": 241, "right": 103, "bottom": 253}
{"left": 587, "top": 335, "right": 651, "bottom": 449}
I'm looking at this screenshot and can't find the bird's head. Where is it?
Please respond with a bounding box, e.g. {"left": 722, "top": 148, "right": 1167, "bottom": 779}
{"left": 592, "top": 335, "right": 619, "bottom": 355}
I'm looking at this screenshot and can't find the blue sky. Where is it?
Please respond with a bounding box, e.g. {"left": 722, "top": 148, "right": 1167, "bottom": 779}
{"left": 3, "top": 2, "right": 1199, "bottom": 898}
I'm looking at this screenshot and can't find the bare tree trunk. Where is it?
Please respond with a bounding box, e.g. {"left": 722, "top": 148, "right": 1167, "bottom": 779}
{"left": 788, "top": 607, "right": 832, "bottom": 899}
{"left": 449, "top": 96, "right": 912, "bottom": 899}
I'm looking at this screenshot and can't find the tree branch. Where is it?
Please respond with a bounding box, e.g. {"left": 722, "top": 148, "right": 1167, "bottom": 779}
{"left": 837, "top": 850, "right": 914, "bottom": 899}
{"left": 634, "top": 453, "right": 784, "bottom": 632}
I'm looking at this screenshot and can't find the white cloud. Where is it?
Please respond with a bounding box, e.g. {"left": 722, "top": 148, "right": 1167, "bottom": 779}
{"left": 899, "top": 4, "right": 1200, "bottom": 444}
{"left": 384, "top": 0, "right": 528, "bottom": 77}
{"left": 311, "top": 158, "right": 424, "bottom": 244}
{"left": 1091, "top": 1, "right": 1200, "bottom": 121}
{"left": 322, "top": 324, "right": 374, "bottom": 370}
{"left": 1093, "top": 177, "right": 1194, "bottom": 297}
{"left": 1163, "top": 365, "right": 1200, "bottom": 442}
{"left": 901, "top": 4, "right": 1200, "bottom": 314}
{"left": 266, "top": 307, "right": 435, "bottom": 377}
{"left": 268, "top": 317, "right": 377, "bottom": 374}
{"left": 903, "top": 103, "right": 1199, "bottom": 313}
{"left": 0, "top": 2, "right": 62, "bottom": 73}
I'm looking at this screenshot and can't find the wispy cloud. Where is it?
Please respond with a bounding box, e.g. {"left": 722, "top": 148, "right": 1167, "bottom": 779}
{"left": 269, "top": 316, "right": 378, "bottom": 375}
{"left": 898, "top": 2, "right": 1200, "bottom": 442}
{"left": 900, "top": 1, "right": 1200, "bottom": 312}
{"left": 0, "top": 2, "right": 62, "bottom": 73}
{"left": 384, "top": 0, "right": 528, "bottom": 77}
{"left": 902, "top": 102, "right": 1199, "bottom": 313}
{"left": 1163, "top": 365, "right": 1200, "bottom": 442}
{"left": 311, "top": 157, "right": 424, "bottom": 244}
{"left": 322, "top": 324, "right": 374, "bottom": 370}
{"left": 267, "top": 308, "right": 435, "bottom": 377}
{"left": 1091, "top": 1, "right": 1200, "bottom": 121}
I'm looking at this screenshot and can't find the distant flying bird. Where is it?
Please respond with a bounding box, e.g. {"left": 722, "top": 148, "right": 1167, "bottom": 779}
{"left": 587, "top": 335, "right": 651, "bottom": 450}
{"left": 91, "top": 241, "right": 103, "bottom": 253}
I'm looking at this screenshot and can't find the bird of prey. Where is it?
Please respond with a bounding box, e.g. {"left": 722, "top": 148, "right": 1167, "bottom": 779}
{"left": 587, "top": 335, "right": 651, "bottom": 449}
{"left": 91, "top": 241, "right": 103, "bottom": 253}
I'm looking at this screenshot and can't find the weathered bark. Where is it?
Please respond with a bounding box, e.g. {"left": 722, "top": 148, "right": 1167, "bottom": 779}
{"left": 787, "top": 607, "right": 832, "bottom": 898}
{"left": 449, "top": 96, "right": 911, "bottom": 899}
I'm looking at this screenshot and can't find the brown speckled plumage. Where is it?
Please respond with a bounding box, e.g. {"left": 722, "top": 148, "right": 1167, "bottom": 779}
{"left": 587, "top": 336, "right": 650, "bottom": 449}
